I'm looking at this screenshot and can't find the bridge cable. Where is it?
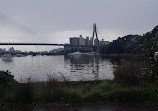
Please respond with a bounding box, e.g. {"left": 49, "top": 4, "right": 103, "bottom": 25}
{"left": 97, "top": 27, "right": 112, "bottom": 41}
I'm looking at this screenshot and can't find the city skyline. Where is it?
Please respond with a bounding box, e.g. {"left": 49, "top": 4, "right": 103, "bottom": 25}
{"left": 0, "top": 0, "right": 158, "bottom": 51}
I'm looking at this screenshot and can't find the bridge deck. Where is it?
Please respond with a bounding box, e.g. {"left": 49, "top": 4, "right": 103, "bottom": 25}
{"left": 0, "top": 43, "right": 95, "bottom": 47}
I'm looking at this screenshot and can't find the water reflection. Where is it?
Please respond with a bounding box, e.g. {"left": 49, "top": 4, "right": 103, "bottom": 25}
{"left": 0, "top": 55, "right": 114, "bottom": 82}
{"left": 65, "top": 55, "right": 100, "bottom": 73}
{"left": 64, "top": 55, "right": 108, "bottom": 81}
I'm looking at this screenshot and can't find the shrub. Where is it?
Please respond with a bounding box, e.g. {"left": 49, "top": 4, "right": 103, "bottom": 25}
{"left": 114, "top": 60, "right": 143, "bottom": 85}
{"left": 14, "top": 82, "right": 33, "bottom": 105}
{"left": 43, "top": 75, "right": 63, "bottom": 102}
{"left": 0, "top": 70, "right": 14, "bottom": 85}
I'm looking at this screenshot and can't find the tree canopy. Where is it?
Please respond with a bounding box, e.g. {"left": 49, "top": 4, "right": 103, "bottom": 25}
{"left": 100, "top": 25, "right": 158, "bottom": 56}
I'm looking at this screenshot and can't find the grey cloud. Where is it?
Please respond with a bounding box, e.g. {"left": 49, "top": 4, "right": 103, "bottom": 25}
{"left": 0, "top": 0, "right": 157, "bottom": 51}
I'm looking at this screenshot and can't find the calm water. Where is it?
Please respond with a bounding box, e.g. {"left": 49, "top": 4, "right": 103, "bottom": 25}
{"left": 0, "top": 55, "right": 115, "bottom": 82}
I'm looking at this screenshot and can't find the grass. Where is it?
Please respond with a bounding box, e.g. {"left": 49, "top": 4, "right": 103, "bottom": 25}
{"left": 1, "top": 79, "right": 158, "bottom": 109}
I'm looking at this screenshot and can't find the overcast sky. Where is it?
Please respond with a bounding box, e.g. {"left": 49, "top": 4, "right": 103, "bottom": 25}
{"left": 0, "top": 0, "right": 158, "bottom": 51}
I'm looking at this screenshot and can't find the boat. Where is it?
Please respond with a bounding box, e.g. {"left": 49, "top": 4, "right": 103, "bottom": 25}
{"left": 67, "top": 51, "right": 86, "bottom": 58}
{"left": 86, "top": 52, "right": 100, "bottom": 56}
{"left": 1, "top": 54, "right": 12, "bottom": 62}
{"left": 68, "top": 51, "right": 84, "bottom": 56}
{"left": 86, "top": 52, "right": 95, "bottom": 55}
{"left": 68, "top": 51, "right": 100, "bottom": 57}
{"left": 16, "top": 54, "right": 25, "bottom": 57}
{"left": 36, "top": 54, "right": 41, "bottom": 56}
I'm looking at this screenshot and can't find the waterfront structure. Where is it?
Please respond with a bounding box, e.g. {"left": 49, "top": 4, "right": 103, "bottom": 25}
{"left": 84, "top": 37, "right": 89, "bottom": 46}
{"left": 79, "top": 35, "right": 85, "bottom": 45}
{"left": 0, "top": 23, "right": 109, "bottom": 54}
{"left": 100, "top": 39, "right": 110, "bottom": 46}
{"left": 89, "top": 37, "right": 94, "bottom": 46}
{"left": 66, "top": 35, "right": 92, "bottom": 53}
{"left": 65, "top": 23, "right": 110, "bottom": 53}
{"left": 70, "top": 35, "right": 92, "bottom": 46}
{"left": 70, "top": 37, "right": 79, "bottom": 45}
{"left": 49, "top": 48, "right": 64, "bottom": 53}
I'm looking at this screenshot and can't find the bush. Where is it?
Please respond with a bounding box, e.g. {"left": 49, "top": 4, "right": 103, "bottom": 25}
{"left": 0, "top": 70, "right": 14, "bottom": 85}
{"left": 114, "top": 60, "right": 143, "bottom": 85}
{"left": 14, "top": 82, "right": 33, "bottom": 105}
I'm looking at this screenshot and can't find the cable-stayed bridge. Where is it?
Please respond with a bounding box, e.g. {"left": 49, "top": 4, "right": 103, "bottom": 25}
{"left": 0, "top": 13, "right": 107, "bottom": 52}
{"left": 0, "top": 42, "right": 96, "bottom": 47}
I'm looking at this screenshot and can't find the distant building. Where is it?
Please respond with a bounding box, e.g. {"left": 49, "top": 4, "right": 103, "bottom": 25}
{"left": 66, "top": 35, "right": 104, "bottom": 53}
{"left": 49, "top": 48, "right": 64, "bottom": 53}
{"left": 89, "top": 37, "right": 94, "bottom": 46}
{"left": 70, "top": 37, "right": 79, "bottom": 45}
{"left": 100, "top": 39, "right": 110, "bottom": 46}
{"left": 84, "top": 36, "right": 89, "bottom": 46}
{"left": 79, "top": 35, "right": 85, "bottom": 45}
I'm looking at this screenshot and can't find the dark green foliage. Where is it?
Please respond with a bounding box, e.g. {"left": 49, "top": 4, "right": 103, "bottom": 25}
{"left": 1, "top": 79, "right": 158, "bottom": 108}
{"left": 43, "top": 77, "right": 81, "bottom": 104}
{"left": 114, "top": 60, "right": 143, "bottom": 85}
{"left": 100, "top": 35, "right": 140, "bottom": 54}
{"left": 100, "top": 25, "right": 158, "bottom": 55}
{"left": 14, "top": 82, "right": 33, "bottom": 105}
{"left": 0, "top": 70, "right": 14, "bottom": 85}
{"left": 113, "top": 57, "right": 158, "bottom": 85}
{"left": 84, "top": 92, "right": 104, "bottom": 103}
{"left": 43, "top": 77, "right": 62, "bottom": 102}
{"left": 101, "top": 25, "right": 158, "bottom": 85}
{"left": 107, "top": 87, "right": 158, "bottom": 102}
{"left": 143, "top": 60, "right": 158, "bottom": 81}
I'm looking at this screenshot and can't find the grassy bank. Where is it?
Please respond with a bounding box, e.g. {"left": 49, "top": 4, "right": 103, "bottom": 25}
{"left": 1, "top": 79, "right": 158, "bottom": 109}
{"left": 1, "top": 55, "right": 158, "bottom": 109}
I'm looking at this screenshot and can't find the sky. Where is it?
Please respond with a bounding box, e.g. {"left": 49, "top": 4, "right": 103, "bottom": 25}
{"left": 0, "top": 0, "right": 158, "bottom": 51}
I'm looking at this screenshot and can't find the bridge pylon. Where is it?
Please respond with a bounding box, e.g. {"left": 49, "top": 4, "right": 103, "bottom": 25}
{"left": 91, "top": 23, "right": 99, "bottom": 53}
